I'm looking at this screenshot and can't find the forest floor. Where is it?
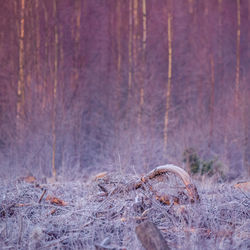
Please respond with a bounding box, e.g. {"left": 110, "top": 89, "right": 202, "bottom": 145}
{"left": 0, "top": 170, "right": 249, "bottom": 250}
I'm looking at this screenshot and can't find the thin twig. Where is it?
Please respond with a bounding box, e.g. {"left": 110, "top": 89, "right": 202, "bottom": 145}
{"left": 38, "top": 189, "right": 47, "bottom": 203}
{"left": 97, "top": 184, "right": 108, "bottom": 195}
{"left": 237, "top": 188, "right": 250, "bottom": 199}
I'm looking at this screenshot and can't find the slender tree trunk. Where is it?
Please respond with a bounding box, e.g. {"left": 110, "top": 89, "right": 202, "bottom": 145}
{"left": 52, "top": 0, "right": 58, "bottom": 178}
{"left": 128, "top": 0, "right": 133, "bottom": 91}
{"left": 235, "top": 0, "right": 241, "bottom": 106}
{"left": 35, "top": 0, "right": 40, "bottom": 84}
{"left": 73, "top": 0, "right": 82, "bottom": 168}
{"left": 138, "top": 0, "right": 147, "bottom": 126}
{"left": 188, "top": 0, "right": 194, "bottom": 14}
{"left": 17, "top": 0, "right": 25, "bottom": 135}
{"left": 42, "top": 1, "right": 49, "bottom": 110}
{"left": 209, "top": 55, "right": 215, "bottom": 147}
{"left": 164, "top": 3, "right": 173, "bottom": 152}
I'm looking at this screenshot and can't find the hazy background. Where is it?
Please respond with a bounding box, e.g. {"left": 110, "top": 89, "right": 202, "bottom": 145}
{"left": 0, "top": 0, "right": 249, "bottom": 178}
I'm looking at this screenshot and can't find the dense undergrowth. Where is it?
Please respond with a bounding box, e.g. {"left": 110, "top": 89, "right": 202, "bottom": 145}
{"left": 0, "top": 170, "right": 249, "bottom": 250}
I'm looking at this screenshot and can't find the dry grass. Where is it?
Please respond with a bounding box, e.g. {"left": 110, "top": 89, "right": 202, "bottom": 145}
{"left": 0, "top": 170, "right": 249, "bottom": 249}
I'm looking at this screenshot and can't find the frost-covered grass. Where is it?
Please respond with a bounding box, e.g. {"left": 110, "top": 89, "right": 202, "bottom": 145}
{"left": 0, "top": 171, "right": 249, "bottom": 249}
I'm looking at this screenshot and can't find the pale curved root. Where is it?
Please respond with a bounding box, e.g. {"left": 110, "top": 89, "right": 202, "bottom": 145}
{"left": 141, "top": 164, "right": 200, "bottom": 203}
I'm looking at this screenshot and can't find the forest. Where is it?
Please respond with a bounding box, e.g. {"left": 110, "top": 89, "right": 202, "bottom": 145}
{"left": 0, "top": 0, "right": 249, "bottom": 249}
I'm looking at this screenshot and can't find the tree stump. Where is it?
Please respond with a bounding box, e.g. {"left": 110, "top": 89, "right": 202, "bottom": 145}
{"left": 135, "top": 221, "right": 170, "bottom": 250}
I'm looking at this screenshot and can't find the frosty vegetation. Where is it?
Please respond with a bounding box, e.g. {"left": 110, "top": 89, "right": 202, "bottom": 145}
{"left": 0, "top": 169, "right": 249, "bottom": 249}
{"left": 0, "top": 1, "right": 250, "bottom": 249}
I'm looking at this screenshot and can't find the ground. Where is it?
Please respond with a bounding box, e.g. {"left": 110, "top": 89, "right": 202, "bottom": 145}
{"left": 0, "top": 171, "right": 249, "bottom": 249}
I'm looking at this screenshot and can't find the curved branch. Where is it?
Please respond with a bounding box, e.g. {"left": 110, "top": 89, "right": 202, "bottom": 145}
{"left": 146, "top": 164, "right": 191, "bottom": 186}
{"left": 142, "top": 164, "right": 200, "bottom": 203}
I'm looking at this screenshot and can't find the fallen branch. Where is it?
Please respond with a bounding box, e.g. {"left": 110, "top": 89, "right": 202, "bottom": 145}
{"left": 100, "top": 164, "right": 200, "bottom": 203}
